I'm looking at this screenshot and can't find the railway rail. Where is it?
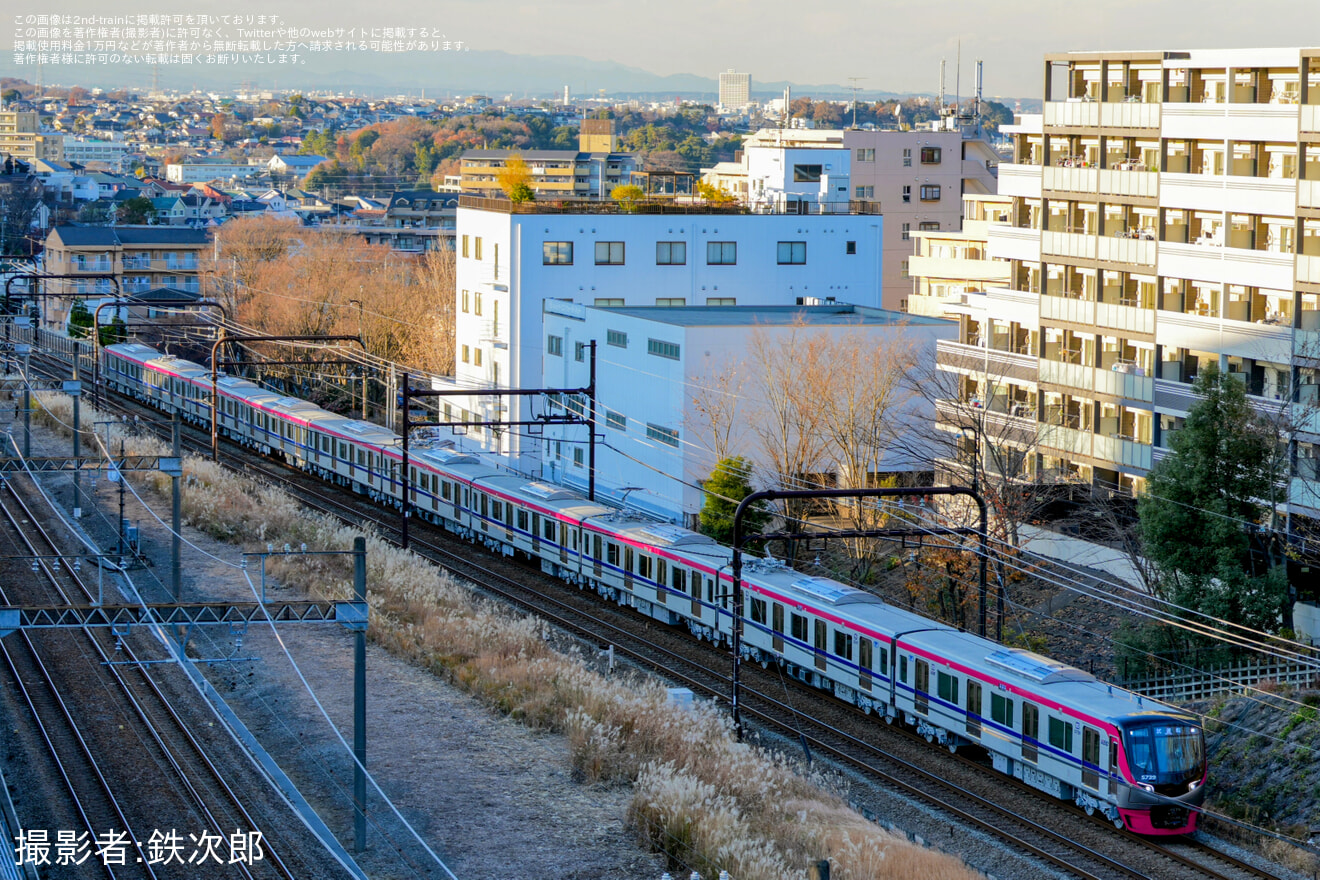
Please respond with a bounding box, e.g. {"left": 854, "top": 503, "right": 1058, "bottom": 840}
{"left": 16, "top": 339, "right": 1288, "bottom": 880}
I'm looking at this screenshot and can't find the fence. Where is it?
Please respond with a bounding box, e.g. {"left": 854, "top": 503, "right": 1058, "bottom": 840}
{"left": 1119, "top": 656, "right": 1320, "bottom": 703}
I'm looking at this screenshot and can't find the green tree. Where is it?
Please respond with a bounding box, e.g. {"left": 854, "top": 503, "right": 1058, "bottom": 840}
{"left": 507, "top": 181, "right": 535, "bottom": 204}
{"left": 116, "top": 196, "right": 157, "bottom": 225}
{"left": 699, "top": 457, "right": 768, "bottom": 545}
{"left": 98, "top": 315, "right": 127, "bottom": 347}
{"left": 1137, "top": 363, "right": 1289, "bottom": 635}
{"left": 67, "top": 300, "right": 93, "bottom": 339}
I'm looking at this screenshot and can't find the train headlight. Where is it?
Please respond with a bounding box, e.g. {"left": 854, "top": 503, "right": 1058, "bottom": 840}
{"left": 1138, "top": 783, "right": 1154, "bottom": 793}
{"left": 1188, "top": 779, "right": 1200, "bottom": 791}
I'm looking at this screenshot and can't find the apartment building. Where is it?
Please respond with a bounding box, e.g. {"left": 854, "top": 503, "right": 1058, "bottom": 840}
{"left": 460, "top": 122, "right": 636, "bottom": 200}
{"left": 938, "top": 47, "right": 1320, "bottom": 523}
{"left": 538, "top": 302, "right": 952, "bottom": 523}
{"left": 0, "top": 110, "right": 64, "bottom": 162}
{"left": 907, "top": 192, "right": 1013, "bottom": 318}
{"left": 39, "top": 226, "right": 209, "bottom": 329}
{"left": 702, "top": 127, "right": 998, "bottom": 310}
{"left": 719, "top": 70, "right": 752, "bottom": 110}
{"left": 449, "top": 196, "right": 882, "bottom": 464}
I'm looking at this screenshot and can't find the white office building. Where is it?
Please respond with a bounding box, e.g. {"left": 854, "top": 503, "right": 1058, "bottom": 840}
{"left": 719, "top": 69, "right": 752, "bottom": 109}
{"left": 449, "top": 199, "right": 883, "bottom": 465}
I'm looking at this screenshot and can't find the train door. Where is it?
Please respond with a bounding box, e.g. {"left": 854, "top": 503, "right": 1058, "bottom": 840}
{"left": 1021, "top": 703, "right": 1040, "bottom": 764}
{"left": 813, "top": 619, "right": 827, "bottom": 672}
{"left": 452, "top": 483, "right": 461, "bottom": 518}
{"left": 1108, "top": 739, "right": 1119, "bottom": 797}
{"left": 623, "top": 548, "right": 634, "bottom": 590}
{"left": 655, "top": 559, "right": 667, "bottom": 605}
{"left": 966, "top": 680, "right": 982, "bottom": 738}
{"left": 505, "top": 503, "right": 514, "bottom": 541}
{"left": 1082, "top": 727, "right": 1101, "bottom": 790}
{"left": 479, "top": 494, "right": 489, "bottom": 532}
{"left": 914, "top": 659, "right": 930, "bottom": 715}
{"left": 689, "top": 572, "right": 701, "bottom": 617}
{"left": 592, "top": 535, "right": 602, "bottom": 577}
{"left": 858, "top": 638, "right": 872, "bottom": 693}
{"left": 771, "top": 604, "right": 784, "bottom": 654}
{"left": 559, "top": 522, "right": 568, "bottom": 564}
{"left": 531, "top": 513, "right": 540, "bottom": 552}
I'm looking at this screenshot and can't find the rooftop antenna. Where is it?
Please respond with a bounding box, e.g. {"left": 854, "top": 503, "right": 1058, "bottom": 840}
{"left": 955, "top": 40, "right": 961, "bottom": 128}
{"left": 975, "top": 58, "right": 984, "bottom": 135}
{"left": 847, "top": 76, "right": 866, "bottom": 129}
{"left": 939, "top": 59, "right": 946, "bottom": 117}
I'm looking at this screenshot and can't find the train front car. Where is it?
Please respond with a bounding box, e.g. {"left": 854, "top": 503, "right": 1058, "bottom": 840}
{"left": 1115, "top": 714, "right": 1207, "bottom": 834}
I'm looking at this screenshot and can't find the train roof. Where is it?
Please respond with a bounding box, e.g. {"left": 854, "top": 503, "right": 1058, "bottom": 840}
{"left": 316, "top": 415, "right": 400, "bottom": 445}
{"left": 475, "top": 475, "right": 612, "bottom": 519}
{"left": 144, "top": 354, "right": 210, "bottom": 379}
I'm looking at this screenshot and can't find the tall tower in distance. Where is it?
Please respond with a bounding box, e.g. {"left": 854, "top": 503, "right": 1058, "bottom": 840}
{"left": 718, "top": 69, "right": 751, "bottom": 109}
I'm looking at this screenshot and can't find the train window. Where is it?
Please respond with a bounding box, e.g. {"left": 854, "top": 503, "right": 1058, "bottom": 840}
{"left": 790, "top": 613, "right": 808, "bottom": 642}
{"left": 443, "top": 482, "right": 453, "bottom": 501}
{"left": 357, "top": 449, "right": 365, "bottom": 466}
{"left": 492, "top": 501, "right": 502, "bottom": 521}
{"left": 591, "top": 534, "right": 602, "bottom": 560}
{"left": 813, "top": 620, "right": 826, "bottom": 653}
{"left": 859, "top": 637, "right": 871, "bottom": 670}
{"left": 338, "top": 442, "right": 346, "bottom": 459}
{"left": 991, "top": 693, "right": 1014, "bottom": 727}
{"left": 691, "top": 575, "right": 701, "bottom": 599}
{"left": 1082, "top": 728, "right": 1101, "bottom": 789}
{"left": 545, "top": 519, "right": 556, "bottom": 540}
{"left": 750, "top": 598, "right": 767, "bottom": 625}
{"left": 671, "top": 566, "right": 685, "bottom": 593}
{"left": 464, "top": 488, "right": 471, "bottom": 507}
{"left": 833, "top": 631, "right": 853, "bottom": 661}
{"left": 899, "top": 655, "right": 908, "bottom": 683}
{"left": 966, "top": 681, "right": 983, "bottom": 738}
{"left": 606, "top": 543, "right": 619, "bottom": 566}
{"left": 1022, "top": 704, "right": 1040, "bottom": 763}
{"left": 706, "top": 578, "right": 715, "bottom": 602}
{"left": 937, "top": 671, "right": 959, "bottom": 705}
{"left": 623, "top": 548, "right": 634, "bottom": 574}
{"left": 771, "top": 603, "right": 783, "bottom": 634}
{"left": 656, "top": 559, "right": 666, "bottom": 586}
{"left": 879, "top": 646, "right": 888, "bottom": 671}
{"left": 637, "top": 555, "right": 652, "bottom": 579}
{"left": 514, "top": 508, "right": 525, "bottom": 529}
{"left": 1048, "top": 716, "right": 1074, "bottom": 753}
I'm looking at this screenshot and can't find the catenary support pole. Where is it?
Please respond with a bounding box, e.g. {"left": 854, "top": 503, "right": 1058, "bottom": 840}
{"left": 587, "top": 341, "right": 597, "bottom": 501}
{"left": 353, "top": 535, "right": 367, "bottom": 853}
{"left": 400, "top": 372, "right": 409, "bottom": 551}
{"left": 70, "top": 366, "right": 81, "bottom": 517}
{"left": 172, "top": 410, "right": 182, "bottom": 601}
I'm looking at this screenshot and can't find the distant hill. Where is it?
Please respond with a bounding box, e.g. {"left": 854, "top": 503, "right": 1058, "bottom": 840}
{"left": 0, "top": 49, "right": 921, "bottom": 100}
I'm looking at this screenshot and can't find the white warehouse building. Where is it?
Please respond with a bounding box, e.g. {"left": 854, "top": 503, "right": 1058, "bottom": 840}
{"left": 450, "top": 199, "right": 884, "bottom": 465}
{"left": 536, "top": 301, "right": 956, "bottom": 523}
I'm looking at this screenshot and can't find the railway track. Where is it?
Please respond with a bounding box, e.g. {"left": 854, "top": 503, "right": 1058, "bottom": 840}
{"left": 0, "top": 438, "right": 325, "bottom": 877}
{"left": 18, "top": 348, "right": 1287, "bottom": 880}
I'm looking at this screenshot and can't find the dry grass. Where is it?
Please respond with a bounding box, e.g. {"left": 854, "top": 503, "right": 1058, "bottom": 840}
{"left": 28, "top": 390, "right": 982, "bottom": 880}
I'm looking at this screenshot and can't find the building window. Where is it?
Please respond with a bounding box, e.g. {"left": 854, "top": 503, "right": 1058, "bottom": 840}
{"left": 854, "top": 185, "right": 874, "bottom": 199}
{"left": 461, "top": 344, "right": 470, "bottom": 363}
{"left": 461, "top": 235, "right": 469, "bottom": 257}
{"left": 920, "top": 184, "right": 941, "bottom": 201}
{"left": 707, "top": 242, "right": 737, "bottom": 265}
{"left": 655, "top": 297, "right": 686, "bottom": 307}
{"left": 493, "top": 243, "right": 500, "bottom": 279}
{"left": 474, "top": 237, "right": 483, "bottom": 260}
{"left": 543, "top": 241, "right": 573, "bottom": 265}
{"left": 902, "top": 185, "right": 911, "bottom": 203}
{"left": 547, "top": 334, "right": 563, "bottom": 356}
{"left": 901, "top": 223, "right": 910, "bottom": 240}
{"left": 656, "top": 241, "right": 687, "bottom": 265}
{"left": 919, "top": 221, "right": 940, "bottom": 231}
{"left": 473, "top": 291, "right": 483, "bottom": 316}
{"left": 595, "top": 241, "right": 625, "bottom": 265}
{"left": 921, "top": 146, "right": 942, "bottom": 164}
{"left": 647, "top": 339, "right": 681, "bottom": 360}
{"left": 901, "top": 259, "right": 909, "bottom": 279}
{"left": 777, "top": 241, "right": 807, "bottom": 265}
{"left": 605, "top": 410, "right": 627, "bottom": 431}
{"left": 473, "top": 348, "right": 483, "bottom": 366}
{"left": 845, "top": 241, "right": 857, "bottom": 255}
{"left": 595, "top": 298, "right": 624, "bottom": 307}
{"left": 646, "top": 424, "right": 680, "bottom": 447}
{"left": 792, "top": 164, "right": 823, "bottom": 182}
{"left": 706, "top": 297, "right": 737, "bottom": 306}
{"left": 855, "top": 147, "right": 875, "bottom": 162}
{"left": 461, "top": 290, "right": 470, "bottom": 313}
{"left": 607, "top": 329, "right": 628, "bottom": 348}
{"left": 903, "top": 148, "right": 912, "bottom": 167}
{"left": 574, "top": 341, "right": 586, "bottom": 362}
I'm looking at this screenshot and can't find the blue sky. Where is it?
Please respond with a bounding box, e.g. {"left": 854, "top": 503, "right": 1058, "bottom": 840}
{"left": 11, "top": 1, "right": 1320, "bottom": 98}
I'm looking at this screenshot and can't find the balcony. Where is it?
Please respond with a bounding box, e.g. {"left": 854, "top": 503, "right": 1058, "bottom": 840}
{"left": 1044, "top": 165, "right": 1160, "bottom": 199}
{"left": 1041, "top": 229, "right": 1096, "bottom": 260}
{"left": 1095, "top": 301, "right": 1155, "bottom": 335}
{"left": 1039, "top": 358, "right": 1094, "bottom": 392}
{"left": 1301, "top": 179, "right": 1320, "bottom": 211}
{"left": 1162, "top": 102, "right": 1299, "bottom": 142}
{"left": 996, "top": 162, "right": 1041, "bottom": 199}
{"left": 1043, "top": 100, "right": 1161, "bottom": 130}
{"left": 1044, "top": 101, "right": 1100, "bottom": 128}
{"left": 986, "top": 224, "right": 1041, "bottom": 263}
{"left": 1302, "top": 104, "right": 1320, "bottom": 134}
{"left": 1040, "top": 294, "right": 1095, "bottom": 325}
{"left": 1160, "top": 171, "right": 1297, "bottom": 217}
{"left": 935, "top": 341, "right": 1039, "bottom": 383}
{"left": 908, "top": 253, "right": 1012, "bottom": 284}
{"left": 1094, "top": 366, "right": 1154, "bottom": 403}
{"left": 1092, "top": 434, "right": 1153, "bottom": 471}
{"left": 71, "top": 259, "right": 112, "bottom": 273}
{"left": 1096, "top": 234, "right": 1157, "bottom": 267}
{"left": 1299, "top": 254, "right": 1320, "bottom": 286}
{"left": 1039, "top": 423, "right": 1093, "bottom": 457}
{"left": 1158, "top": 240, "right": 1295, "bottom": 291}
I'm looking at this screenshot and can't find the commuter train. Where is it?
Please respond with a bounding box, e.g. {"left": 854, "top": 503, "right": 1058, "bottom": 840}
{"left": 100, "top": 342, "right": 1207, "bottom": 835}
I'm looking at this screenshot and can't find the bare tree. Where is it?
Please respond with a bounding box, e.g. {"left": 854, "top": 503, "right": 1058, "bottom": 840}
{"left": 685, "top": 354, "right": 746, "bottom": 467}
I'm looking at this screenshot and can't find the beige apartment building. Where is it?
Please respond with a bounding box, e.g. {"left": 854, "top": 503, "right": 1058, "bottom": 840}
{"left": 459, "top": 121, "right": 636, "bottom": 200}
{"left": 39, "top": 226, "right": 209, "bottom": 329}
{"left": 0, "top": 110, "right": 64, "bottom": 162}
{"left": 907, "top": 192, "right": 1013, "bottom": 318}
{"left": 936, "top": 47, "right": 1320, "bottom": 524}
